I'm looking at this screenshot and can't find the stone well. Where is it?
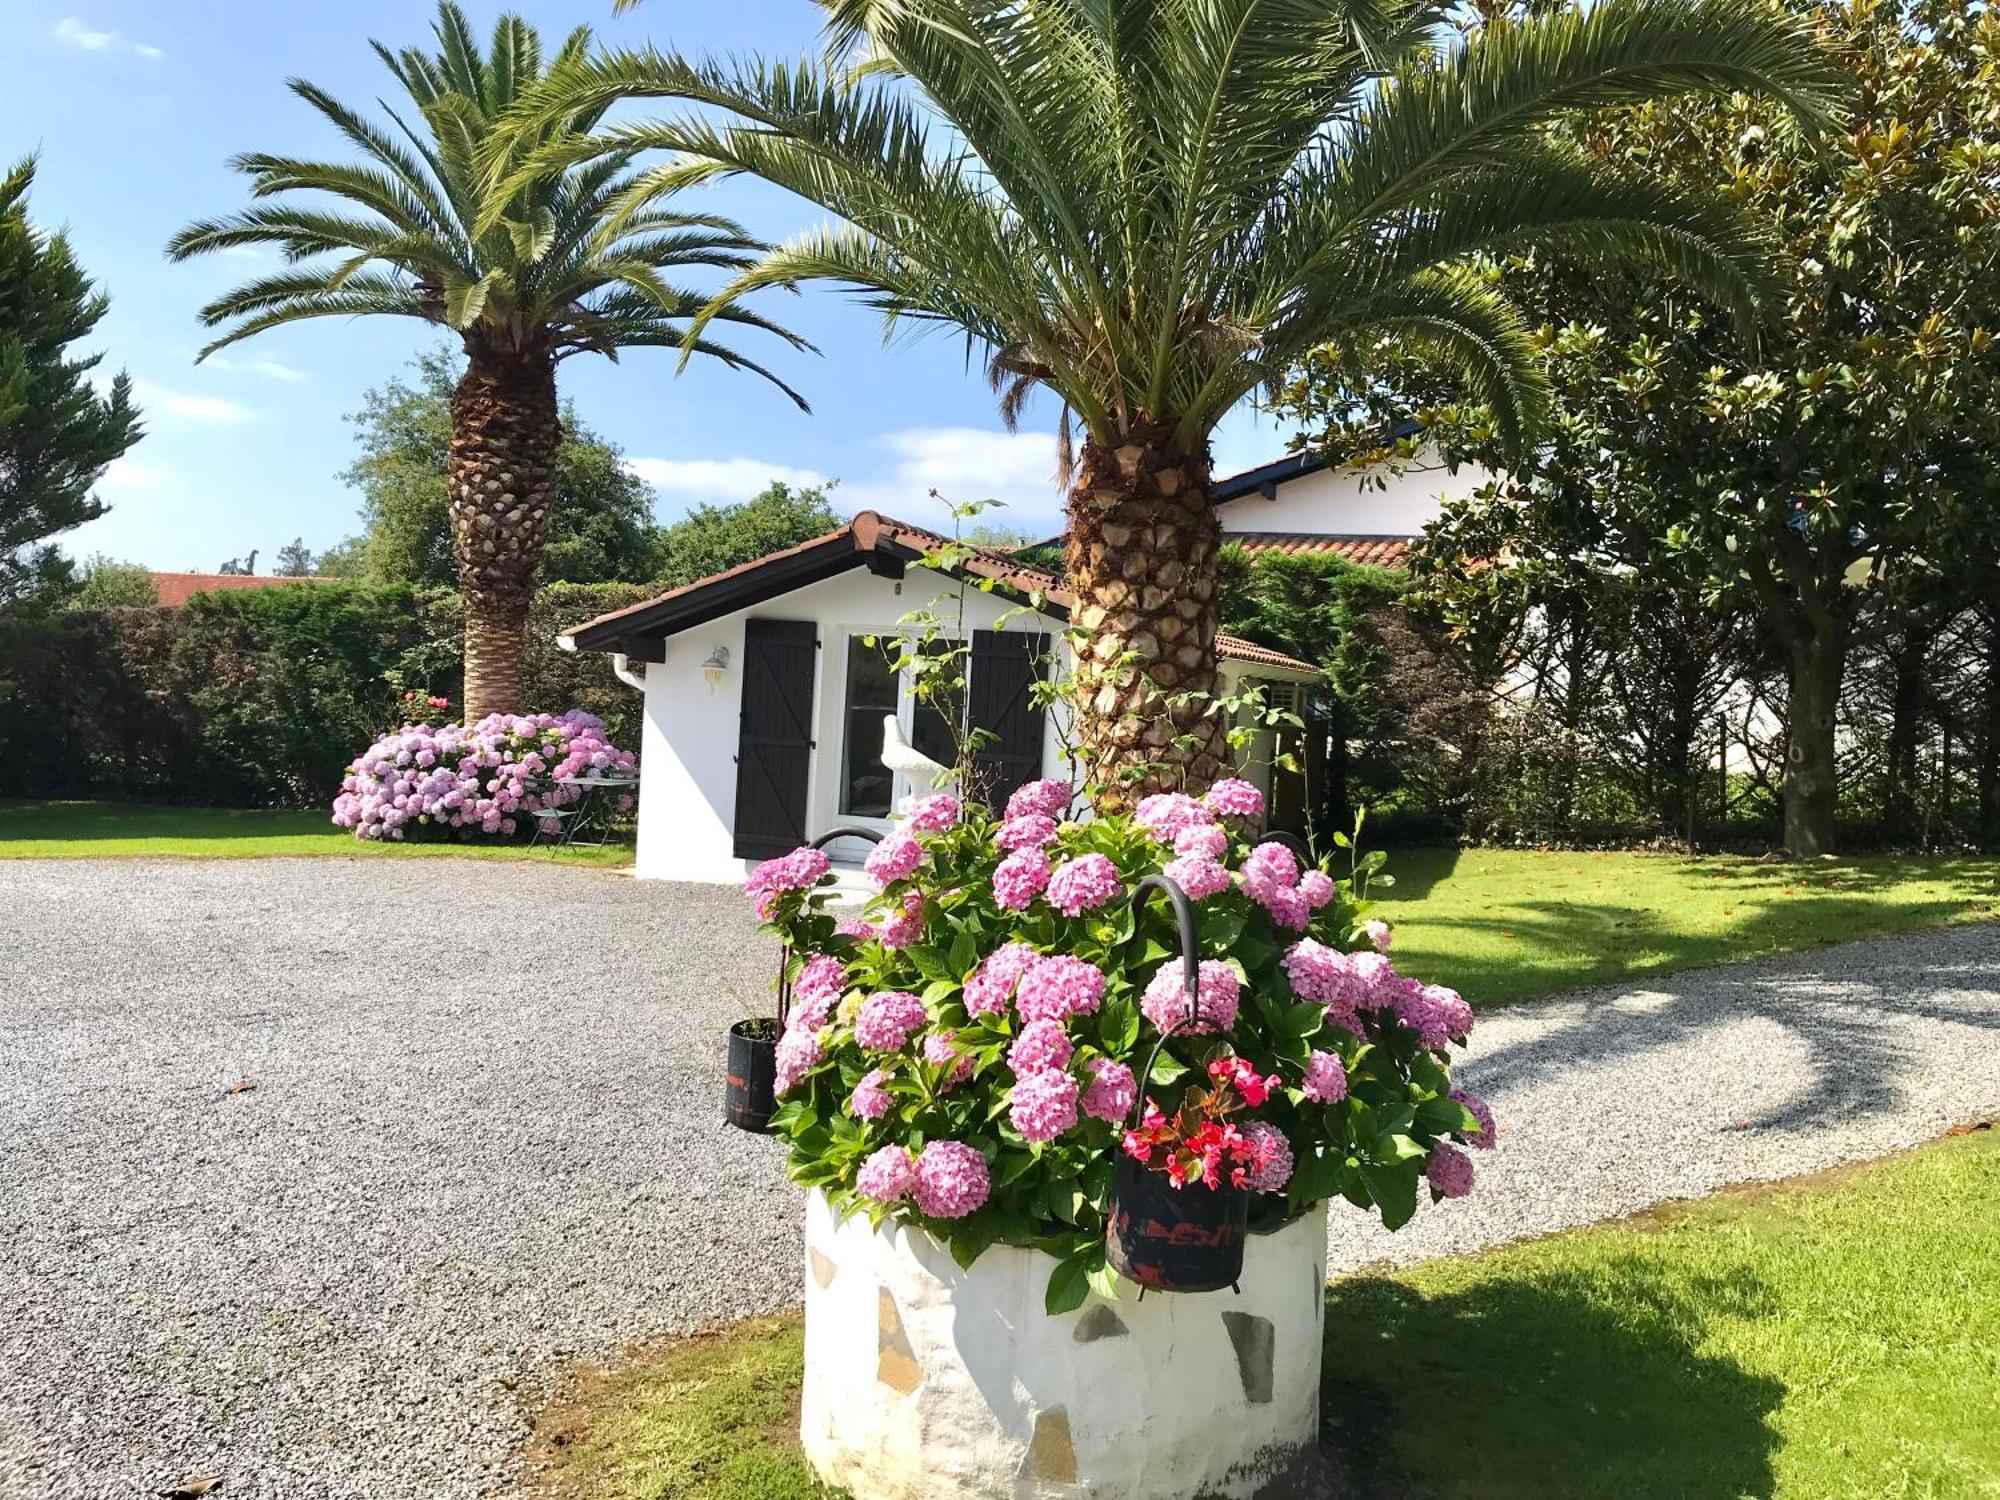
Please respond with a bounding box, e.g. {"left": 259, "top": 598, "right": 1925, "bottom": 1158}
{"left": 799, "top": 1189, "right": 1328, "bottom": 1500}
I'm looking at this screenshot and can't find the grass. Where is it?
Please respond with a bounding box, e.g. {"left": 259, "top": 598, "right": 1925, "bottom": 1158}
{"left": 1370, "top": 846, "right": 2000, "bottom": 1005}
{"left": 516, "top": 1128, "right": 2000, "bottom": 1500}
{"left": 0, "top": 799, "right": 632, "bottom": 866}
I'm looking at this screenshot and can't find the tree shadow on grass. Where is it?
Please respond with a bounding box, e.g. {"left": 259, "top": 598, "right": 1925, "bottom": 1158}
{"left": 1321, "top": 1260, "right": 1784, "bottom": 1500}
{"left": 0, "top": 799, "right": 330, "bottom": 844}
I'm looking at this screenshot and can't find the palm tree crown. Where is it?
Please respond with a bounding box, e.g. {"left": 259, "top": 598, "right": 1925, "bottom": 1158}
{"left": 503, "top": 0, "right": 1844, "bottom": 798}
{"left": 169, "top": 1, "right": 807, "bottom": 398}
{"left": 516, "top": 0, "right": 1841, "bottom": 459}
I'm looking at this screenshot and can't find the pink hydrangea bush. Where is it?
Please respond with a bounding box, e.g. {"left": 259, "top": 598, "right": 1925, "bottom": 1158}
{"left": 331, "top": 709, "right": 634, "bottom": 842}
{"left": 748, "top": 774, "right": 1490, "bottom": 1313}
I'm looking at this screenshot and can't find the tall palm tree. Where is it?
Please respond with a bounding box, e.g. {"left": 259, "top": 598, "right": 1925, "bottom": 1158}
{"left": 510, "top": 0, "right": 1842, "bottom": 800}
{"left": 169, "top": 2, "right": 809, "bottom": 719}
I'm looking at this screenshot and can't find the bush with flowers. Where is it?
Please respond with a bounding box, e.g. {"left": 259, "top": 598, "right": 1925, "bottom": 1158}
{"left": 331, "top": 708, "right": 636, "bottom": 841}
{"left": 748, "top": 775, "right": 1494, "bottom": 1313}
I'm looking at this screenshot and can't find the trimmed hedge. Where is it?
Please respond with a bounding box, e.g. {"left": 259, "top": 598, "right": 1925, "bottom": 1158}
{"left": 0, "top": 581, "right": 652, "bottom": 807}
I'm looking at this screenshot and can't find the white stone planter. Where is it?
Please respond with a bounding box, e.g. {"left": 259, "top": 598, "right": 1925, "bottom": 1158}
{"left": 800, "top": 1189, "right": 1328, "bottom": 1499}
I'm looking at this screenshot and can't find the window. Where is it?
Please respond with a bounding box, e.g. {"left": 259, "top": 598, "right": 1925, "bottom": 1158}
{"left": 840, "top": 639, "right": 898, "bottom": 817}
{"left": 839, "top": 635, "right": 968, "bottom": 817}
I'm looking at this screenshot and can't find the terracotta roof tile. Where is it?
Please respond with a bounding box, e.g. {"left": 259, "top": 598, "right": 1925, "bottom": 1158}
{"left": 1221, "top": 533, "right": 1412, "bottom": 567}
{"left": 148, "top": 573, "right": 330, "bottom": 607}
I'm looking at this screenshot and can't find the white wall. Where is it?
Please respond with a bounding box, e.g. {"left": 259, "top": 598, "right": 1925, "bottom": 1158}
{"left": 1217, "top": 448, "right": 1498, "bottom": 538}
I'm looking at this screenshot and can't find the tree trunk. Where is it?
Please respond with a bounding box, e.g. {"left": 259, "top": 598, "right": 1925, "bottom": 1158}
{"left": 449, "top": 341, "right": 561, "bottom": 722}
{"left": 1065, "top": 422, "right": 1227, "bottom": 806}
{"left": 1979, "top": 601, "right": 2000, "bottom": 851}
{"left": 1782, "top": 622, "right": 1845, "bottom": 858}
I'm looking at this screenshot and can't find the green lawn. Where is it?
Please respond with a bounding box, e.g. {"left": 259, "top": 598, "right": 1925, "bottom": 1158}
{"left": 519, "top": 1129, "right": 2000, "bottom": 1500}
{"left": 1372, "top": 846, "right": 2000, "bottom": 1005}
{"left": 0, "top": 799, "right": 632, "bottom": 866}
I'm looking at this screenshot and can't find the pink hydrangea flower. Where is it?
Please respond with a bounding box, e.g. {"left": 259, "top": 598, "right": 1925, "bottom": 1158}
{"left": 965, "top": 941, "right": 1040, "bottom": 1015}
{"left": 906, "top": 793, "right": 961, "bottom": 834}
{"left": 994, "top": 813, "right": 1060, "bottom": 852}
{"left": 857, "top": 1144, "right": 917, "bottom": 1202}
{"left": 793, "top": 953, "right": 847, "bottom": 1013}
{"left": 1429, "top": 985, "right": 1475, "bottom": 1043}
{"left": 745, "top": 846, "right": 831, "bottom": 907}
{"left": 1164, "top": 852, "right": 1232, "bottom": 900}
{"left": 1005, "top": 778, "right": 1073, "bottom": 821}
{"left": 835, "top": 915, "right": 877, "bottom": 941}
{"left": 1452, "top": 1088, "right": 1496, "bottom": 1148}
{"left": 879, "top": 891, "right": 926, "bottom": 950}
{"left": 925, "top": 1029, "right": 976, "bottom": 1087}
{"left": 1014, "top": 954, "right": 1107, "bottom": 1021}
{"left": 1363, "top": 918, "right": 1393, "bottom": 952}
{"left": 865, "top": 831, "right": 925, "bottom": 887}
{"left": 1283, "top": 939, "right": 1352, "bottom": 1003}
{"left": 850, "top": 1067, "right": 893, "bottom": 1119}
{"left": 1260, "top": 884, "right": 1312, "bottom": 931}
{"left": 774, "top": 1027, "right": 825, "bottom": 1095}
{"left": 1203, "top": 778, "right": 1265, "bottom": 821}
{"left": 1173, "top": 823, "right": 1228, "bottom": 859}
{"left": 913, "top": 1140, "right": 990, "bottom": 1218}
{"left": 1302, "top": 1049, "right": 1348, "bottom": 1104}
{"left": 855, "top": 990, "right": 928, "bottom": 1051}
{"left": 992, "top": 848, "right": 1052, "bottom": 911}
{"left": 1009, "top": 1068, "right": 1080, "bottom": 1144}
{"left": 1047, "top": 853, "right": 1121, "bottom": 917}
{"left": 1298, "top": 869, "right": 1335, "bottom": 909}
{"left": 1427, "top": 1141, "right": 1475, "bottom": 1198}
{"left": 1006, "top": 1019, "right": 1074, "bottom": 1075}
{"left": 1238, "top": 1121, "right": 1294, "bottom": 1192}
{"left": 1082, "top": 1058, "right": 1137, "bottom": 1123}
{"left": 1239, "top": 841, "right": 1299, "bottom": 896}
{"left": 1134, "top": 792, "right": 1214, "bottom": 842}
{"left": 1140, "top": 959, "right": 1241, "bottom": 1034}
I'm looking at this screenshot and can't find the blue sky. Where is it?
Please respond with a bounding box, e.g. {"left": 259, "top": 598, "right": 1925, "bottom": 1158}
{"left": 2, "top": 0, "right": 1294, "bottom": 569}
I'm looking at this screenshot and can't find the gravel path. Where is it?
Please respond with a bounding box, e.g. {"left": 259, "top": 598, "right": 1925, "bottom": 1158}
{"left": 3, "top": 858, "right": 1996, "bottom": 1499}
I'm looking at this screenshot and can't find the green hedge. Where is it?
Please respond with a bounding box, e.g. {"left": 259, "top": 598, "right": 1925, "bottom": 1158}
{"left": 0, "top": 581, "right": 653, "bottom": 807}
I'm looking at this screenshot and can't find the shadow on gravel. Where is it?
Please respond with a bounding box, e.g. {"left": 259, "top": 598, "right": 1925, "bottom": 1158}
{"left": 1462, "top": 936, "right": 2000, "bottom": 1135}
{"left": 1321, "top": 1263, "right": 1782, "bottom": 1500}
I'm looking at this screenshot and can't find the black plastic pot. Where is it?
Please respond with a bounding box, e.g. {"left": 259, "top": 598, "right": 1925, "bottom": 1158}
{"left": 723, "top": 1018, "right": 779, "bottom": 1133}
{"left": 1104, "top": 1153, "right": 1249, "bottom": 1293}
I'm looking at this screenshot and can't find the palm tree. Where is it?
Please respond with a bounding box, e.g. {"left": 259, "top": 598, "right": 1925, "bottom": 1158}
{"left": 510, "top": 0, "right": 1842, "bottom": 800}
{"left": 169, "top": 2, "right": 809, "bottom": 719}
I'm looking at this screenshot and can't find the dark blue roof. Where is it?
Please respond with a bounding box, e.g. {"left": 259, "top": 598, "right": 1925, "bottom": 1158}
{"left": 1212, "top": 420, "right": 1423, "bottom": 503}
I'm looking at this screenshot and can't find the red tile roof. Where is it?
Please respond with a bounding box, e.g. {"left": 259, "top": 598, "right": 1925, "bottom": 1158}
{"left": 149, "top": 573, "right": 330, "bottom": 607}
{"left": 1221, "top": 533, "right": 1413, "bottom": 568}
{"left": 563, "top": 511, "right": 1320, "bottom": 677}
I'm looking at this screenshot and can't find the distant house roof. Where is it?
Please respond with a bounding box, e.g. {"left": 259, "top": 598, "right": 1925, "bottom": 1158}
{"left": 149, "top": 573, "right": 329, "bottom": 607}
{"left": 560, "top": 511, "right": 1319, "bottom": 678}
{"left": 1210, "top": 423, "right": 1423, "bottom": 505}
{"left": 1224, "top": 533, "right": 1412, "bottom": 568}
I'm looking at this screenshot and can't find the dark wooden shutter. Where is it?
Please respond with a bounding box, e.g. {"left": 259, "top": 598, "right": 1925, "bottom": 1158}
{"left": 733, "top": 618, "right": 817, "bottom": 859}
{"left": 967, "top": 630, "right": 1048, "bottom": 806}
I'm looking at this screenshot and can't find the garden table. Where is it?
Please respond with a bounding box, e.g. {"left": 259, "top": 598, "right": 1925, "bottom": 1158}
{"left": 547, "top": 772, "right": 639, "bottom": 847}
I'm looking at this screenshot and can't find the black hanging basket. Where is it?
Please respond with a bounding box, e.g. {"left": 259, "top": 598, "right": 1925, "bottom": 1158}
{"left": 723, "top": 1018, "right": 780, "bottom": 1133}
{"left": 1106, "top": 1153, "right": 1250, "bottom": 1293}
{"left": 723, "top": 826, "right": 885, "bottom": 1134}
{"left": 1101, "top": 873, "right": 1248, "bottom": 1293}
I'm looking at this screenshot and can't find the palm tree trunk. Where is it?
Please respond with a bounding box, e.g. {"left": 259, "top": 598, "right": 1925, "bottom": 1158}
{"left": 1065, "top": 421, "right": 1228, "bottom": 807}
{"left": 449, "top": 342, "right": 560, "bottom": 722}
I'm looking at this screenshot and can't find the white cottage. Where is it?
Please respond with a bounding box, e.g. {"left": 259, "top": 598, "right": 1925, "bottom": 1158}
{"left": 561, "top": 450, "right": 1494, "bottom": 884}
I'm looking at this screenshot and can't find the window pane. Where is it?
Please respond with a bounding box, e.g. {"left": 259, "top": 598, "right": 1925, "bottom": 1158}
{"left": 910, "top": 638, "right": 963, "bottom": 774}
{"left": 842, "top": 640, "right": 898, "bottom": 816}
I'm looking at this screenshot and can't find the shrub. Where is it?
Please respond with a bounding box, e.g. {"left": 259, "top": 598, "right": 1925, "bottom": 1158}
{"left": 749, "top": 780, "right": 1491, "bottom": 1313}
{"left": 332, "top": 708, "right": 635, "bottom": 840}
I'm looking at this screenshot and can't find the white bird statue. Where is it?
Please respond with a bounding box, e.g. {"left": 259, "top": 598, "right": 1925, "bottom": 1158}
{"left": 882, "top": 714, "right": 954, "bottom": 812}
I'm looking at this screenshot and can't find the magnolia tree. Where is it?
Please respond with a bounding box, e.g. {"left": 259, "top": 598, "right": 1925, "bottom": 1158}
{"left": 748, "top": 776, "right": 1491, "bottom": 1312}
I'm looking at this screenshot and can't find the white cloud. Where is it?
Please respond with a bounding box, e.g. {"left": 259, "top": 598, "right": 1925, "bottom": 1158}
{"left": 132, "top": 378, "right": 253, "bottom": 424}
{"left": 208, "top": 354, "right": 309, "bottom": 384}
{"left": 840, "top": 426, "right": 1065, "bottom": 533}
{"left": 94, "top": 457, "right": 176, "bottom": 502}
{"left": 53, "top": 17, "right": 162, "bottom": 58}
{"left": 624, "top": 456, "right": 829, "bottom": 502}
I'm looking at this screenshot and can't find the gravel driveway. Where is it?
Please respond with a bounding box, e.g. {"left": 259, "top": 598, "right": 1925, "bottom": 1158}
{"left": 3, "top": 858, "right": 1996, "bottom": 1499}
